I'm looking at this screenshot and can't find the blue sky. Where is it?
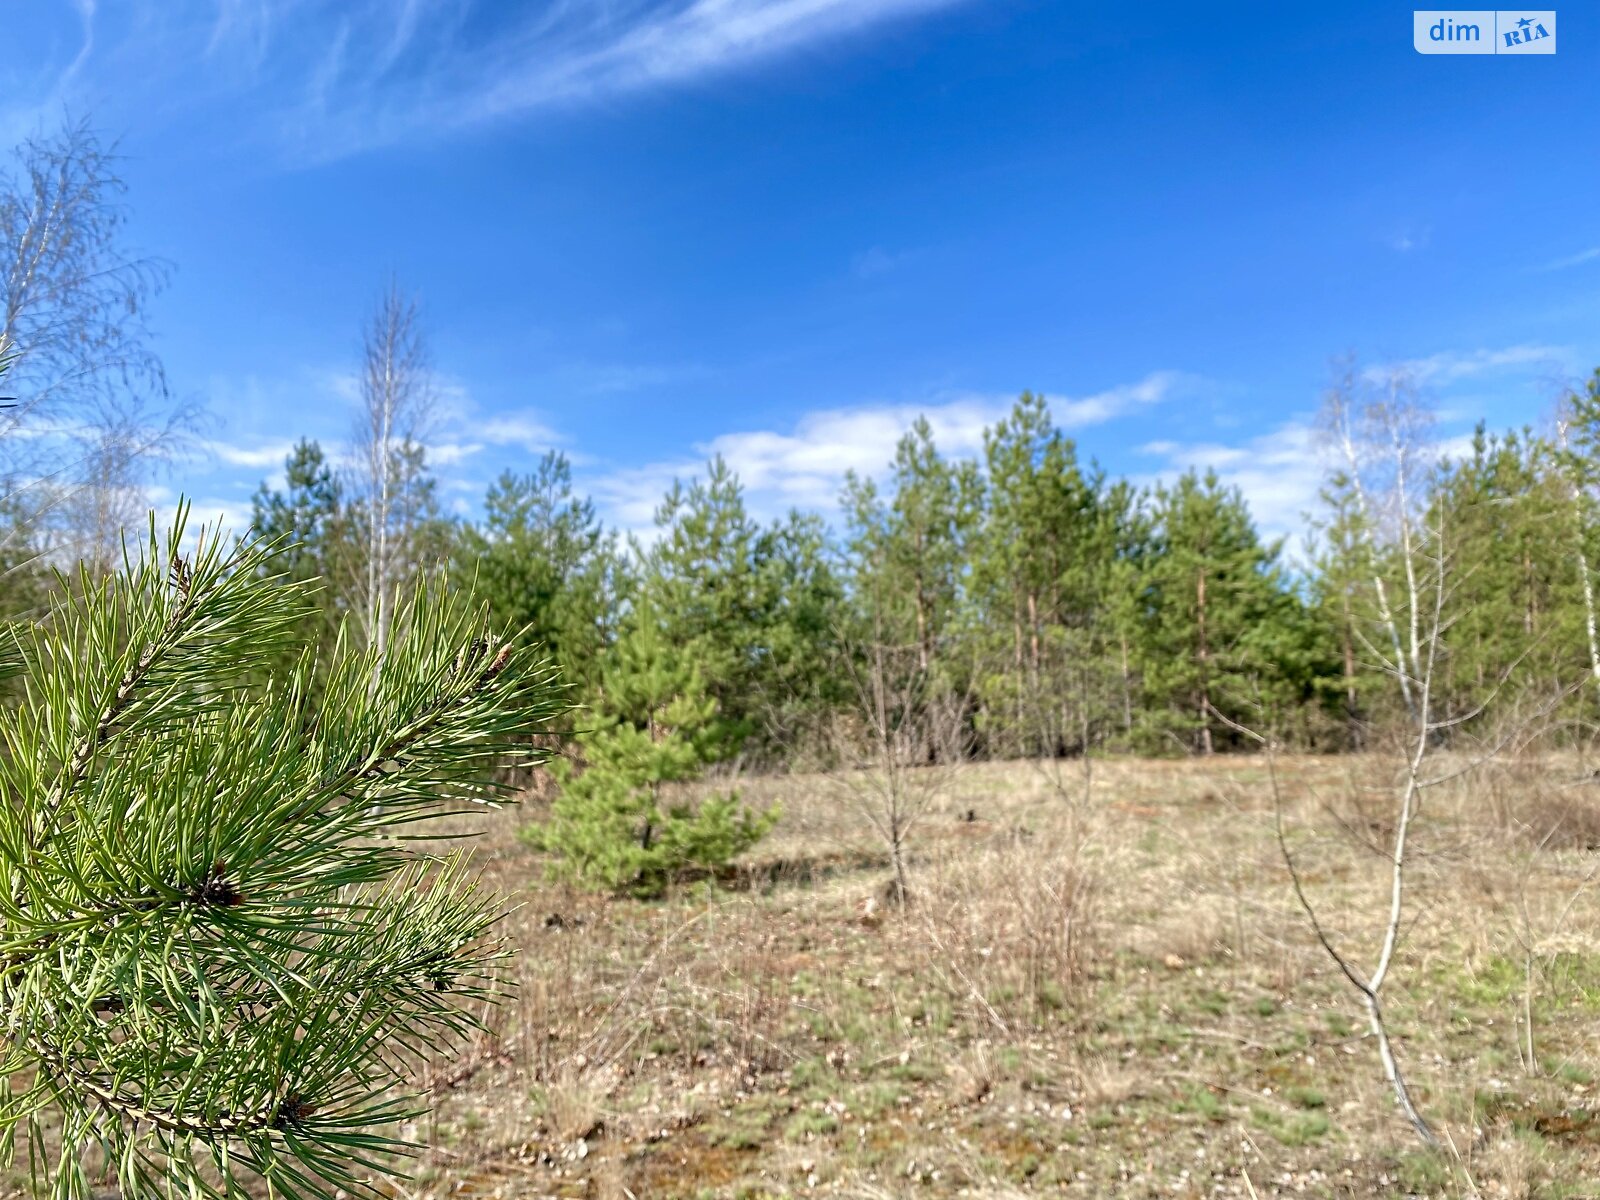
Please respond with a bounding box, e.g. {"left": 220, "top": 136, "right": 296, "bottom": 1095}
{"left": 3, "top": 1, "right": 1597, "bottom": 545}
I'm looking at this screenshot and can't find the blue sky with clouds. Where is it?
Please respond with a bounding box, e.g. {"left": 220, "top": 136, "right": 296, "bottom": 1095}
{"left": 3, "top": 1, "right": 1597, "bottom": 544}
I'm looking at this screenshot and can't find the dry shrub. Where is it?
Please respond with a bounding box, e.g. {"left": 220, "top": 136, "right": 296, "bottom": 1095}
{"left": 1073, "top": 1053, "right": 1144, "bottom": 1108}
{"left": 1475, "top": 1124, "right": 1543, "bottom": 1200}
{"left": 1320, "top": 756, "right": 1404, "bottom": 853}
{"left": 532, "top": 1066, "right": 608, "bottom": 1142}
{"left": 947, "top": 1040, "right": 996, "bottom": 1104}
{"left": 918, "top": 828, "right": 1101, "bottom": 1025}
{"left": 683, "top": 903, "right": 794, "bottom": 1076}
{"left": 1476, "top": 758, "right": 1600, "bottom": 850}
{"left": 1146, "top": 899, "right": 1229, "bottom": 967}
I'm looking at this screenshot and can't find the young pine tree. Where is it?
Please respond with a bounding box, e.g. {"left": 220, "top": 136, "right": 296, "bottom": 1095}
{"left": 462, "top": 454, "right": 620, "bottom": 702}
{"left": 533, "top": 610, "right": 773, "bottom": 897}
{"left": 1138, "top": 470, "right": 1315, "bottom": 753}
{"left": 249, "top": 438, "right": 356, "bottom": 678}
{"left": 0, "top": 504, "right": 561, "bottom": 1199}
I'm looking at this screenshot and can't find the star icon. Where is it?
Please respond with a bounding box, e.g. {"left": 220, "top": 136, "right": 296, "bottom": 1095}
{"left": 1517, "top": 16, "right": 1533, "bottom": 29}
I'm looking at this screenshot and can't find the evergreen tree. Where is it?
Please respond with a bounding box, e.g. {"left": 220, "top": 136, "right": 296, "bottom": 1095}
{"left": 640, "top": 456, "right": 767, "bottom": 740}
{"left": 842, "top": 419, "right": 980, "bottom": 693}
{"left": 748, "top": 508, "right": 847, "bottom": 759}
{"left": 1308, "top": 460, "right": 1387, "bottom": 745}
{"left": 1095, "top": 479, "right": 1156, "bottom": 747}
{"left": 1557, "top": 367, "right": 1600, "bottom": 699}
{"left": 1427, "top": 425, "right": 1580, "bottom": 720}
{"left": 968, "top": 394, "right": 1111, "bottom": 756}
{"left": 249, "top": 439, "right": 354, "bottom": 672}
{"left": 1139, "top": 470, "right": 1314, "bottom": 752}
{"left": 533, "top": 608, "right": 773, "bottom": 896}
{"left": 464, "top": 453, "right": 620, "bottom": 699}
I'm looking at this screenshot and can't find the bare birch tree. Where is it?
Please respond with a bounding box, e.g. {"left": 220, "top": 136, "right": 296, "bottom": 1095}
{"left": 349, "top": 279, "right": 438, "bottom": 661}
{"left": 1291, "top": 362, "right": 1445, "bottom": 1147}
{"left": 0, "top": 117, "right": 197, "bottom": 569}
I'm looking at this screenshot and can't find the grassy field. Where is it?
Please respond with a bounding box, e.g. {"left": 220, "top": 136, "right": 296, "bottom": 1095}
{"left": 355, "top": 756, "right": 1600, "bottom": 1197}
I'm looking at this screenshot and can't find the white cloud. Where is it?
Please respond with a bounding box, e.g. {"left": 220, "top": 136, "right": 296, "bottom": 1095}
{"left": 149, "top": 493, "right": 259, "bottom": 545}
{"left": 1053, "top": 371, "right": 1184, "bottom": 427}
{"left": 426, "top": 440, "right": 483, "bottom": 467}
{"left": 477, "top": 412, "right": 566, "bottom": 454}
{"left": 587, "top": 370, "right": 1192, "bottom": 531}
{"left": 1137, "top": 423, "right": 1325, "bottom": 548}
{"left": 1384, "top": 223, "right": 1432, "bottom": 253}
{"left": 1137, "top": 423, "right": 1502, "bottom": 555}
{"left": 453, "top": 0, "right": 969, "bottom": 128}
{"left": 0, "top": 3, "right": 97, "bottom": 143}
{"left": 201, "top": 437, "right": 299, "bottom": 470}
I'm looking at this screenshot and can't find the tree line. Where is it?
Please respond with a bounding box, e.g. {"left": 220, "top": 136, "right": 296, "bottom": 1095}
{"left": 162, "top": 330, "right": 1596, "bottom": 902}
{"left": 229, "top": 371, "right": 1600, "bottom": 753}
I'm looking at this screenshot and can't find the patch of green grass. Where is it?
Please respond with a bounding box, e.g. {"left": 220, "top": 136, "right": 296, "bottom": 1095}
{"left": 1395, "top": 1149, "right": 1453, "bottom": 1193}
{"left": 783, "top": 1109, "right": 839, "bottom": 1140}
{"left": 1546, "top": 951, "right": 1600, "bottom": 1012}
{"left": 1269, "top": 1029, "right": 1310, "bottom": 1056}
{"left": 1171, "top": 1085, "right": 1226, "bottom": 1122}
{"left": 1035, "top": 979, "right": 1068, "bottom": 1012}
{"left": 1253, "top": 996, "right": 1278, "bottom": 1017}
{"left": 1284, "top": 1085, "right": 1326, "bottom": 1110}
{"left": 837, "top": 1010, "right": 880, "bottom": 1046}
{"left": 706, "top": 1097, "right": 788, "bottom": 1150}
{"left": 707, "top": 1118, "right": 768, "bottom": 1151}
{"left": 788, "top": 1056, "right": 835, "bottom": 1091}
{"left": 886, "top": 1056, "right": 942, "bottom": 1084}
{"left": 852, "top": 1081, "right": 905, "bottom": 1118}
{"left": 1552, "top": 1060, "right": 1595, "bottom": 1087}
{"left": 909, "top": 996, "right": 954, "bottom": 1032}
{"left": 1251, "top": 1106, "right": 1331, "bottom": 1147}
{"left": 1454, "top": 954, "right": 1524, "bottom": 1008}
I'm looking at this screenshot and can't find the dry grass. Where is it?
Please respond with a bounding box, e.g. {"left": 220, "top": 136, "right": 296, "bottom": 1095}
{"left": 361, "top": 752, "right": 1600, "bottom": 1199}
{"left": 14, "top": 755, "right": 1600, "bottom": 1199}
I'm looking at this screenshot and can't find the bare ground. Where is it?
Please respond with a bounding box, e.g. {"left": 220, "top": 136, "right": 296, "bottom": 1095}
{"left": 383, "top": 754, "right": 1600, "bottom": 1200}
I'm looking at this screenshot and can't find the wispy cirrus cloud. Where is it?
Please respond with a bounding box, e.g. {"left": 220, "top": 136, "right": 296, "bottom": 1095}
{"left": 1383, "top": 223, "right": 1432, "bottom": 253}
{"left": 16, "top": 0, "right": 971, "bottom": 164}
{"left": 1542, "top": 246, "right": 1600, "bottom": 272}
{"left": 1363, "top": 343, "right": 1568, "bottom": 387}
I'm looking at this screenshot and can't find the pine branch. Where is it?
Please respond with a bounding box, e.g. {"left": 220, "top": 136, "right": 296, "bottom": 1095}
{"left": 0, "top": 505, "right": 559, "bottom": 1199}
